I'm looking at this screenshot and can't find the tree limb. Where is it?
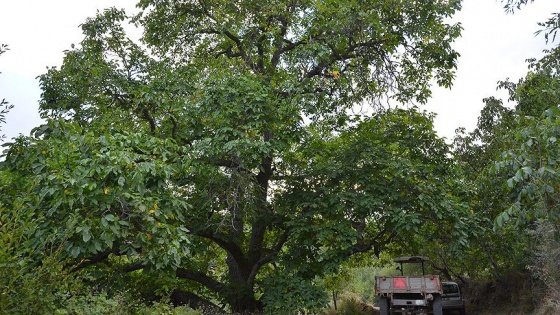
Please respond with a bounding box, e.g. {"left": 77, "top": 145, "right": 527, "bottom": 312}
{"left": 176, "top": 268, "right": 226, "bottom": 294}
{"left": 191, "top": 229, "right": 251, "bottom": 277}
{"left": 248, "top": 228, "right": 290, "bottom": 284}
{"left": 69, "top": 248, "right": 119, "bottom": 273}
{"left": 170, "top": 288, "right": 223, "bottom": 313}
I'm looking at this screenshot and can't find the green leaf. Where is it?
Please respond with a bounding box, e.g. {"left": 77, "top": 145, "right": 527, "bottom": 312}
{"left": 82, "top": 230, "right": 91, "bottom": 243}
{"left": 507, "top": 178, "right": 514, "bottom": 188}
{"left": 71, "top": 246, "right": 81, "bottom": 258}
{"left": 521, "top": 166, "right": 532, "bottom": 176}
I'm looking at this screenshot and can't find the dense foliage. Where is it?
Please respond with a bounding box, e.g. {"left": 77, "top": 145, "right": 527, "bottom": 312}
{"left": 443, "top": 1, "right": 560, "bottom": 312}
{"left": 1, "top": 0, "right": 464, "bottom": 313}
{"left": 4, "top": 0, "right": 560, "bottom": 313}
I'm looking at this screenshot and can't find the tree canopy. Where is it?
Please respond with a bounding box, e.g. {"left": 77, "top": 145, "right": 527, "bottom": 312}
{"left": 1, "top": 0, "right": 464, "bottom": 313}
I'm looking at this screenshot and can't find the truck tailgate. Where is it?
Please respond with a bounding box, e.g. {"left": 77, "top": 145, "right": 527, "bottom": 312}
{"left": 376, "top": 275, "right": 442, "bottom": 294}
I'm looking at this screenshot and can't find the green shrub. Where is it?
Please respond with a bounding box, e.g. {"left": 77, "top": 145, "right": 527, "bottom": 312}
{"left": 261, "top": 273, "right": 328, "bottom": 314}
{"left": 0, "top": 197, "right": 81, "bottom": 314}
{"left": 0, "top": 254, "right": 78, "bottom": 314}
{"left": 54, "top": 293, "right": 127, "bottom": 315}
{"left": 527, "top": 221, "right": 560, "bottom": 315}
{"left": 0, "top": 200, "right": 200, "bottom": 315}
{"left": 322, "top": 294, "right": 376, "bottom": 315}
{"left": 54, "top": 293, "right": 201, "bottom": 315}
{"left": 135, "top": 302, "right": 202, "bottom": 315}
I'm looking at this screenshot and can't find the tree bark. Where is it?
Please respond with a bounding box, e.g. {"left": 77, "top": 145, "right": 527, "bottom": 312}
{"left": 170, "top": 289, "right": 223, "bottom": 313}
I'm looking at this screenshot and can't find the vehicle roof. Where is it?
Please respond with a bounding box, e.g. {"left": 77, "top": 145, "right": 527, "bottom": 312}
{"left": 393, "top": 256, "right": 429, "bottom": 263}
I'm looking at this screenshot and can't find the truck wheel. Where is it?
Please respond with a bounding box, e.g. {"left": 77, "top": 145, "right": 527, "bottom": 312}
{"left": 432, "top": 294, "right": 442, "bottom": 315}
{"left": 379, "top": 296, "right": 390, "bottom": 315}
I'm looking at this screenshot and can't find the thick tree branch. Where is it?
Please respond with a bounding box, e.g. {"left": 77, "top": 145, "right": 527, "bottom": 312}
{"left": 279, "top": 39, "right": 306, "bottom": 54}
{"left": 303, "top": 59, "right": 331, "bottom": 79}
{"left": 140, "top": 104, "right": 157, "bottom": 134}
{"left": 215, "top": 47, "right": 244, "bottom": 58}
{"left": 176, "top": 268, "right": 226, "bottom": 294}
{"left": 69, "top": 249, "right": 119, "bottom": 273}
{"left": 121, "top": 262, "right": 145, "bottom": 273}
{"left": 271, "top": 16, "right": 289, "bottom": 69}
{"left": 351, "top": 227, "right": 397, "bottom": 257}
{"left": 191, "top": 229, "right": 251, "bottom": 277}
{"left": 302, "top": 38, "right": 385, "bottom": 80}
{"left": 248, "top": 132, "right": 274, "bottom": 265}
{"left": 223, "top": 30, "right": 246, "bottom": 59}
{"left": 248, "top": 228, "right": 290, "bottom": 284}
{"left": 256, "top": 36, "right": 266, "bottom": 72}
{"left": 170, "top": 289, "right": 223, "bottom": 313}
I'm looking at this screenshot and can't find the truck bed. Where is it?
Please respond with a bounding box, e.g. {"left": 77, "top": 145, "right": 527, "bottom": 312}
{"left": 376, "top": 275, "right": 442, "bottom": 294}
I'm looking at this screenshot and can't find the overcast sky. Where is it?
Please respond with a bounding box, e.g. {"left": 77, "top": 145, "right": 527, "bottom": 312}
{"left": 0, "top": 0, "right": 558, "bottom": 143}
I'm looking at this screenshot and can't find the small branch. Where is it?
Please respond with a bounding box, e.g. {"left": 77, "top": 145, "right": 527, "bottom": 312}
{"left": 223, "top": 30, "right": 245, "bottom": 56}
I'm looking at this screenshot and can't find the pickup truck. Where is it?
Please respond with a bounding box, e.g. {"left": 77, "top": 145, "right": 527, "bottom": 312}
{"left": 375, "top": 256, "right": 443, "bottom": 315}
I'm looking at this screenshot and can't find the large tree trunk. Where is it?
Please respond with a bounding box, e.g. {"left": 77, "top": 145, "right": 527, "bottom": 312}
{"left": 223, "top": 158, "right": 271, "bottom": 313}
{"left": 228, "top": 286, "right": 263, "bottom": 313}
{"left": 226, "top": 252, "right": 263, "bottom": 313}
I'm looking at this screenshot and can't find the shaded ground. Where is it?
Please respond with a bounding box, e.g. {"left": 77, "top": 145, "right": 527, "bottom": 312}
{"left": 462, "top": 271, "right": 535, "bottom": 315}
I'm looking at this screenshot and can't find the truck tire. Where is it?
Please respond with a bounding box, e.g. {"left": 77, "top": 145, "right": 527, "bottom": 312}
{"left": 379, "top": 296, "right": 390, "bottom": 315}
{"left": 432, "top": 294, "right": 443, "bottom": 315}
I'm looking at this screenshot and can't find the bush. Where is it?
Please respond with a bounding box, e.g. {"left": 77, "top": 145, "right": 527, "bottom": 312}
{"left": 322, "top": 294, "right": 377, "bottom": 315}
{"left": 0, "top": 254, "right": 78, "bottom": 314}
{"left": 0, "top": 197, "right": 81, "bottom": 314}
{"left": 0, "top": 196, "right": 200, "bottom": 315}
{"left": 55, "top": 293, "right": 128, "bottom": 315}
{"left": 54, "top": 293, "right": 201, "bottom": 315}
{"left": 527, "top": 220, "right": 560, "bottom": 314}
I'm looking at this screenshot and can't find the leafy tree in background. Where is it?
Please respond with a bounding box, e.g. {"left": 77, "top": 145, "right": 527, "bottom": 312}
{"left": 451, "top": 94, "right": 533, "bottom": 280}
{"left": 432, "top": 1, "right": 560, "bottom": 284}
{"left": 496, "top": 0, "right": 560, "bottom": 226}
{"left": 496, "top": 2, "right": 560, "bottom": 310}
{"left": 2, "top": 1, "right": 463, "bottom": 312}
{"left": 489, "top": 67, "right": 560, "bottom": 313}
{"left": 495, "top": 0, "right": 560, "bottom": 228}
{"left": 495, "top": 71, "right": 560, "bottom": 227}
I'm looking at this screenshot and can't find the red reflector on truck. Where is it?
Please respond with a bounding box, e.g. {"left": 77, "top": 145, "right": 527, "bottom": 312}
{"left": 393, "top": 277, "right": 407, "bottom": 289}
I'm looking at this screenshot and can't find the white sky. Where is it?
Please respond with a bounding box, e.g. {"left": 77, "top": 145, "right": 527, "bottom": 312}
{"left": 0, "top": 0, "right": 558, "bottom": 143}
